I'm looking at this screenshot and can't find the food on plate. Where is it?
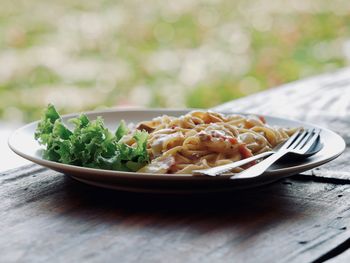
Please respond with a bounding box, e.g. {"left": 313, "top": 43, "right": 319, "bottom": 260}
{"left": 35, "top": 104, "right": 149, "bottom": 172}
{"left": 135, "top": 111, "right": 297, "bottom": 174}
{"left": 35, "top": 105, "right": 297, "bottom": 174}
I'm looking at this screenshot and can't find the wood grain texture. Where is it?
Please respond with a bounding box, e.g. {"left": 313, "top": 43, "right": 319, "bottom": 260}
{"left": 2, "top": 68, "right": 350, "bottom": 263}
{"left": 1, "top": 165, "right": 350, "bottom": 263}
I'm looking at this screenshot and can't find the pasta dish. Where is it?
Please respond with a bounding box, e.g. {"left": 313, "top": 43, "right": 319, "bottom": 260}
{"left": 35, "top": 105, "right": 296, "bottom": 175}
{"left": 126, "top": 111, "right": 296, "bottom": 174}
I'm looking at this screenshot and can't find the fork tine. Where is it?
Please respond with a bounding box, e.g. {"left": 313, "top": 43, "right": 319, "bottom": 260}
{"left": 294, "top": 128, "right": 315, "bottom": 150}
{"left": 287, "top": 129, "right": 307, "bottom": 149}
{"left": 280, "top": 129, "right": 303, "bottom": 150}
{"left": 299, "top": 129, "right": 321, "bottom": 153}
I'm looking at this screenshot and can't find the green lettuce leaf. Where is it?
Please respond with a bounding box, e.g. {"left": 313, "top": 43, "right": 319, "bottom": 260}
{"left": 34, "top": 104, "right": 149, "bottom": 172}
{"left": 115, "top": 120, "right": 129, "bottom": 141}
{"left": 34, "top": 104, "right": 61, "bottom": 145}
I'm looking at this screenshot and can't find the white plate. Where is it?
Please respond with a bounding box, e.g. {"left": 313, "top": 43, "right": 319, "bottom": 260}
{"left": 8, "top": 109, "right": 345, "bottom": 193}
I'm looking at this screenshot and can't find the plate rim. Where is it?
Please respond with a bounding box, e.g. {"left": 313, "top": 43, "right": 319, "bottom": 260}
{"left": 8, "top": 108, "right": 346, "bottom": 181}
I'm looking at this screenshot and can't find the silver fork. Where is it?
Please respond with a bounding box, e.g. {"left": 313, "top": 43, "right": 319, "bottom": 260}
{"left": 192, "top": 128, "right": 321, "bottom": 177}
{"left": 192, "top": 151, "right": 275, "bottom": 176}
{"left": 230, "top": 128, "right": 321, "bottom": 179}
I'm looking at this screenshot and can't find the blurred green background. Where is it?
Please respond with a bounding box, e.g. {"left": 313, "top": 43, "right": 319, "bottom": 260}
{"left": 1, "top": 0, "right": 350, "bottom": 123}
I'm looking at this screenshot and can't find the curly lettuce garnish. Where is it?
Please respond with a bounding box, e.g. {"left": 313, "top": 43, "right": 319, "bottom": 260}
{"left": 34, "top": 104, "right": 149, "bottom": 172}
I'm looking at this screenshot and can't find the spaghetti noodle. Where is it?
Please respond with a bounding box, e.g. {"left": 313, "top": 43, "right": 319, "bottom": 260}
{"left": 122, "top": 111, "right": 297, "bottom": 174}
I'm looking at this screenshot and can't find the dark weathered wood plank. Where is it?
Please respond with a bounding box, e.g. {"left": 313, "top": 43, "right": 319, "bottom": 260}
{"left": 1, "top": 165, "right": 350, "bottom": 263}
{"left": 213, "top": 68, "right": 350, "bottom": 119}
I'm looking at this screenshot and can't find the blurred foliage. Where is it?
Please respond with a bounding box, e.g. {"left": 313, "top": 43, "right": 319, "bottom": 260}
{"left": 0, "top": 0, "right": 350, "bottom": 122}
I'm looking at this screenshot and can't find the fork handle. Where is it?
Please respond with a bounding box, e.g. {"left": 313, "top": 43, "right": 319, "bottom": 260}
{"left": 230, "top": 150, "right": 288, "bottom": 179}
{"left": 192, "top": 151, "right": 273, "bottom": 176}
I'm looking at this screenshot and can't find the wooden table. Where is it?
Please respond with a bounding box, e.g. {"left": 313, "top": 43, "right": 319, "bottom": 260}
{"left": 2, "top": 68, "right": 350, "bottom": 263}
